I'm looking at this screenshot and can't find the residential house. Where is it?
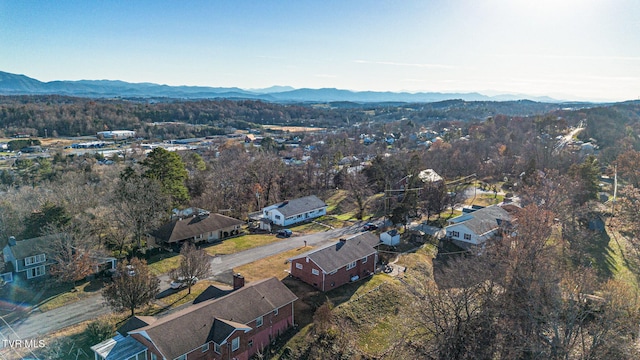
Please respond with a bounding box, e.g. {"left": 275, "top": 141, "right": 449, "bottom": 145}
{"left": 289, "top": 232, "right": 379, "bottom": 291}
{"left": 2, "top": 235, "right": 117, "bottom": 282}
{"left": 261, "top": 195, "right": 327, "bottom": 227}
{"left": 445, "top": 205, "right": 512, "bottom": 249}
{"left": 148, "top": 211, "right": 244, "bottom": 249}
{"left": 397, "top": 169, "right": 443, "bottom": 191}
{"left": 0, "top": 257, "right": 12, "bottom": 283}
{"left": 2, "top": 235, "right": 56, "bottom": 280}
{"left": 91, "top": 277, "right": 297, "bottom": 360}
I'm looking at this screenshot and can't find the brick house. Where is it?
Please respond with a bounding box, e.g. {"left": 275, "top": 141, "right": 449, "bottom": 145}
{"left": 289, "top": 232, "right": 379, "bottom": 291}
{"left": 91, "top": 277, "right": 297, "bottom": 360}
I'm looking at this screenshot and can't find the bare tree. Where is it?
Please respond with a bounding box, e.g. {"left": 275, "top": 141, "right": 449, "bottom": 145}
{"left": 169, "top": 242, "right": 211, "bottom": 294}
{"left": 102, "top": 257, "right": 160, "bottom": 316}
{"left": 112, "top": 173, "right": 169, "bottom": 249}
{"left": 45, "top": 224, "right": 101, "bottom": 284}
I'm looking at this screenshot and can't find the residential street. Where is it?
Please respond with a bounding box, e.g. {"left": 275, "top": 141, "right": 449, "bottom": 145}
{"left": 0, "top": 222, "right": 363, "bottom": 341}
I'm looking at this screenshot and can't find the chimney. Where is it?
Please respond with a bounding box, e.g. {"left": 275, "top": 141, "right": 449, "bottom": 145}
{"left": 8, "top": 236, "right": 16, "bottom": 246}
{"left": 233, "top": 273, "right": 245, "bottom": 290}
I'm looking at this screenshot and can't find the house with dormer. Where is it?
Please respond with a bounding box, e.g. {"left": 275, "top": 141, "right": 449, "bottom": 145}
{"left": 2, "top": 235, "right": 56, "bottom": 281}
{"left": 91, "top": 277, "right": 297, "bottom": 360}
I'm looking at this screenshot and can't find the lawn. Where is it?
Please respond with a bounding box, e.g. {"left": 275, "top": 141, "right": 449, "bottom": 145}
{"left": 147, "top": 252, "right": 183, "bottom": 276}
{"left": 203, "top": 233, "right": 281, "bottom": 256}
{"left": 36, "top": 280, "right": 106, "bottom": 312}
{"left": 153, "top": 280, "right": 221, "bottom": 310}
{"left": 233, "top": 247, "right": 312, "bottom": 282}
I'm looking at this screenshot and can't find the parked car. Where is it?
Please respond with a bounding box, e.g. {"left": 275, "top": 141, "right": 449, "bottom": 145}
{"left": 170, "top": 276, "right": 198, "bottom": 289}
{"left": 277, "top": 229, "right": 293, "bottom": 238}
{"left": 363, "top": 222, "right": 378, "bottom": 231}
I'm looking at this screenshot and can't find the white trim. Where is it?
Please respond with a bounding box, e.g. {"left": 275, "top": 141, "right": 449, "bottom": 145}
{"left": 346, "top": 261, "right": 357, "bottom": 270}
{"left": 311, "top": 269, "right": 319, "bottom": 276}
{"left": 231, "top": 337, "right": 240, "bottom": 352}
{"left": 26, "top": 265, "right": 45, "bottom": 279}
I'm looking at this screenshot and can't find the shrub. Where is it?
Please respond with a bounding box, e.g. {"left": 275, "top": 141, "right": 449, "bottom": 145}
{"left": 86, "top": 319, "right": 114, "bottom": 344}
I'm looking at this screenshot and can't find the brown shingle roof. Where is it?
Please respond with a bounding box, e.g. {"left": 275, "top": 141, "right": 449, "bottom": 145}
{"left": 131, "top": 277, "right": 297, "bottom": 360}
{"left": 150, "top": 213, "right": 244, "bottom": 243}
{"left": 117, "top": 316, "right": 156, "bottom": 336}
{"left": 290, "top": 232, "right": 379, "bottom": 273}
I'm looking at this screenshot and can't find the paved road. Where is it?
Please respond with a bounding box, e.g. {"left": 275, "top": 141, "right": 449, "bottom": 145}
{"left": 0, "top": 222, "right": 364, "bottom": 341}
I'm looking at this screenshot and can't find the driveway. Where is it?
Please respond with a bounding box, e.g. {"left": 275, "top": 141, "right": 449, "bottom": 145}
{"left": 0, "top": 222, "right": 364, "bottom": 341}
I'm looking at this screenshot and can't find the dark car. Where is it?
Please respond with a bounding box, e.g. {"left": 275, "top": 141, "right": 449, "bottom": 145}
{"left": 277, "top": 229, "right": 293, "bottom": 238}
{"left": 363, "top": 222, "right": 378, "bottom": 231}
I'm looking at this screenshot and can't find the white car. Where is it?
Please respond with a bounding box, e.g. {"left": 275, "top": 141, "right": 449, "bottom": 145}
{"left": 170, "top": 276, "right": 198, "bottom": 289}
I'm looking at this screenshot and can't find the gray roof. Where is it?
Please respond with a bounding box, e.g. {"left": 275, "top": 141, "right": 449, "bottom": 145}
{"left": 448, "top": 205, "right": 511, "bottom": 235}
{"left": 8, "top": 235, "right": 54, "bottom": 259}
{"left": 131, "top": 277, "right": 297, "bottom": 360}
{"left": 272, "top": 195, "right": 326, "bottom": 218}
{"left": 291, "top": 232, "right": 379, "bottom": 273}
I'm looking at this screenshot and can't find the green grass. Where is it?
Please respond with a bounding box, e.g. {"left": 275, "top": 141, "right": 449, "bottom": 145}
{"left": 233, "top": 247, "right": 311, "bottom": 282}
{"left": 204, "top": 233, "right": 282, "bottom": 256}
{"left": 148, "top": 252, "right": 183, "bottom": 276}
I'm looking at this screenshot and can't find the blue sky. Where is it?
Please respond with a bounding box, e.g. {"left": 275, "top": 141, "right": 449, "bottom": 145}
{"left": 1, "top": 0, "right": 639, "bottom": 101}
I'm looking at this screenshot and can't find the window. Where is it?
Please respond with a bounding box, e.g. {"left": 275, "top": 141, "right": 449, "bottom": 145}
{"left": 231, "top": 337, "right": 240, "bottom": 352}
{"left": 275, "top": 214, "right": 281, "bottom": 220}
{"left": 248, "top": 340, "right": 254, "bottom": 348}
{"left": 202, "top": 343, "right": 209, "bottom": 352}
{"left": 362, "top": 256, "right": 367, "bottom": 264}
{"left": 0, "top": 273, "right": 12, "bottom": 283}
{"left": 295, "top": 263, "right": 303, "bottom": 270}
{"left": 214, "top": 343, "right": 221, "bottom": 354}
{"left": 137, "top": 352, "right": 146, "bottom": 360}
{"left": 451, "top": 231, "right": 460, "bottom": 238}
{"left": 256, "top": 316, "right": 263, "bottom": 327}
{"left": 174, "top": 355, "right": 186, "bottom": 360}
{"left": 311, "top": 269, "right": 319, "bottom": 276}
{"left": 24, "top": 254, "right": 45, "bottom": 266}
{"left": 346, "top": 261, "right": 357, "bottom": 270}
{"left": 27, "top": 265, "right": 45, "bottom": 279}
{"left": 151, "top": 354, "right": 157, "bottom": 360}
{"left": 464, "top": 233, "right": 472, "bottom": 240}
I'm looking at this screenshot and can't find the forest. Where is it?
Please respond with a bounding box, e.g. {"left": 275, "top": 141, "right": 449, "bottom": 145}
{"left": 2, "top": 96, "right": 640, "bottom": 359}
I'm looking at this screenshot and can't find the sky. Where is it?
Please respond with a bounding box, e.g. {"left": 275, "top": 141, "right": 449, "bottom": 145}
{"left": 1, "top": 0, "right": 639, "bottom": 101}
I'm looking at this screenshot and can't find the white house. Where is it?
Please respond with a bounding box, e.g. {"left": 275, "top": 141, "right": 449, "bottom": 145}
{"left": 261, "top": 195, "right": 327, "bottom": 227}
{"left": 380, "top": 230, "right": 400, "bottom": 246}
{"left": 445, "top": 205, "right": 512, "bottom": 248}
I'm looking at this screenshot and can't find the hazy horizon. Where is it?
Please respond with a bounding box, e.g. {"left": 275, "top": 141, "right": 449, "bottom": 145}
{"left": 1, "top": 0, "right": 639, "bottom": 102}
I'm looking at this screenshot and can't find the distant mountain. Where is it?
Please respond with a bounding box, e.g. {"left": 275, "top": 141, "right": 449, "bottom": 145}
{"left": 0, "top": 70, "right": 561, "bottom": 103}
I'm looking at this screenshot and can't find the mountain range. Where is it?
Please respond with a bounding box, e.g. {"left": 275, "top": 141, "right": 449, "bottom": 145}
{"left": 0, "top": 71, "right": 560, "bottom": 103}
